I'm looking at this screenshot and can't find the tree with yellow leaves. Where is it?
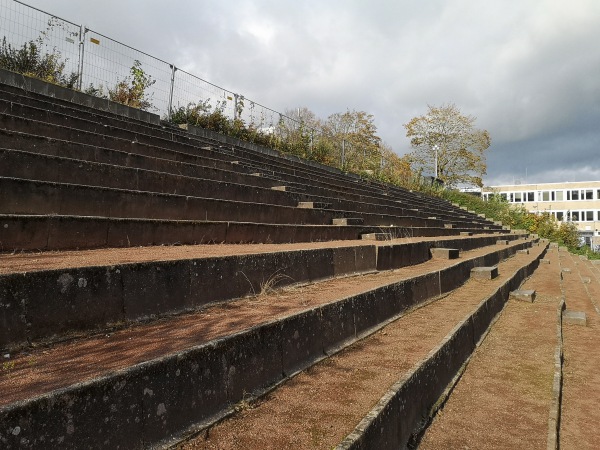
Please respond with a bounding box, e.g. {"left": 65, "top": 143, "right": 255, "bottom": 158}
{"left": 404, "top": 104, "right": 490, "bottom": 187}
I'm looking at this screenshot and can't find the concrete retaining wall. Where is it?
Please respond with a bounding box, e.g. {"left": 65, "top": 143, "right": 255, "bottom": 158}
{"left": 0, "top": 242, "right": 536, "bottom": 449}
{"left": 0, "top": 245, "right": 377, "bottom": 349}
{"left": 0, "top": 69, "right": 160, "bottom": 125}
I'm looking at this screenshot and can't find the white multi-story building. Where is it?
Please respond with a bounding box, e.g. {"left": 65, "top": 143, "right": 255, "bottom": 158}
{"left": 482, "top": 181, "right": 600, "bottom": 249}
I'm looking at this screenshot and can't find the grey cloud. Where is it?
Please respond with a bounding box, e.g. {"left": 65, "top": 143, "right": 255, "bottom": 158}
{"left": 21, "top": 0, "right": 600, "bottom": 185}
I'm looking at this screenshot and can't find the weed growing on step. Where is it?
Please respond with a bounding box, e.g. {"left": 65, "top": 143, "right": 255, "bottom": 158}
{"left": 259, "top": 272, "right": 293, "bottom": 297}
{"left": 108, "top": 60, "right": 155, "bottom": 110}
{"left": 1, "top": 360, "right": 15, "bottom": 376}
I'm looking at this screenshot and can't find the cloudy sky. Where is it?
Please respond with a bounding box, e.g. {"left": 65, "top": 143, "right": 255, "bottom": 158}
{"left": 17, "top": 0, "right": 600, "bottom": 186}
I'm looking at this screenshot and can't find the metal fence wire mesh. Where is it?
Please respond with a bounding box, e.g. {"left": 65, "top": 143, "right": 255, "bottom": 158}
{"left": 0, "top": 0, "right": 336, "bottom": 159}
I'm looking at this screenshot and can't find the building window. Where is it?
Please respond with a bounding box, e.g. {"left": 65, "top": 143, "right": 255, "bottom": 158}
{"left": 586, "top": 211, "right": 594, "bottom": 221}
{"left": 526, "top": 192, "right": 535, "bottom": 202}
{"left": 555, "top": 191, "right": 563, "bottom": 201}
{"left": 514, "top": 192, "right": 522, "bottom": 202}
{"left": 568, "top": 190, "right": 580, "bottom": 201}
{"left": 500, "top": 193, "right": 507, "bottom": 201}
{"left": 585, "top": 190, "right": 594, "bottom": 200}
{"left": 572, "top": 211, "right": 580, "bottom": 221}
{"left": 556, "top": 211, "right": 564, "bottom": 221}
{"left": 542, "top": 191, "right": 550, "bottom": 201}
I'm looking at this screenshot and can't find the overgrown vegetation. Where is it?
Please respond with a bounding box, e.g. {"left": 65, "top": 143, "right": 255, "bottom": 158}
{"left": 108, "top": 60, "right": 155, "bottom": 110}
{"left": 0, "top": 35, "right": 78, "bottom": 88}
{"left": 436, "top": 190, "right": 592, "bottom": 256}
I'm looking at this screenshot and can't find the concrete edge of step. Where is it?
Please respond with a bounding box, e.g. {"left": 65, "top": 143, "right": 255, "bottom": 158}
{"left": 547, "top": 296, "right": 565, "bottom": 450}
{"left": 335, "top": 243, "right": 548, "bottom": 450}
{"left": 0, "top": 241, "right": 535, "bottom": 449}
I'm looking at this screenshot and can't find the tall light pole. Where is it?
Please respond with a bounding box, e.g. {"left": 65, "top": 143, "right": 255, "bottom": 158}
{"left": 433, "top": 145, "right": 439, "bottom": 179}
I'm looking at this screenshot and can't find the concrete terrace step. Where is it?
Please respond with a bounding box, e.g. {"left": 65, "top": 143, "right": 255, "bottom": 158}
{"left": 0, "top": 125, "right": 485, "bottom": 230}
{"left": 0, "top": 149, "right": 298, "bottom": 206}
{"left": 0, "top": 238, "right": 542, "bottom": 448}
{"left": 0, "top": 142, "right": 499, "bottom": 232}
{"left": 1, "top": 213, "right": 508, "bottom": 252}
{"left": 0, "top": 87, "right": 497, "bottom": 227}
{"left": 0, "top": 97, "right": 484, "bottom": 222}
{"left": 189, "top": 244, "right": 546, "bottom": 449}
{"left": 0, "top": 177, "right": 500, "bottom": 231}
{"left": 418, "top": 244, "right": 561, "bottom": 448}
{"left": 0, "top": 214, "right": 447, "bottom": 251}
{"left": 0, "top": 234, "right": 529, "bottom": 349}
{"left": 0, "top": 149, "right": 301, "bottom": 208}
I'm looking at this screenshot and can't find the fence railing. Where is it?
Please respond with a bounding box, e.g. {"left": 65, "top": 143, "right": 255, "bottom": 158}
{"left": 0, "top": 0, "right": 398, "bottom": 174}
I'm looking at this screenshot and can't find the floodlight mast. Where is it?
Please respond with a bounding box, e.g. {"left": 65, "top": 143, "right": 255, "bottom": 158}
{"left": 433, "top": 144, "right": 439, "bottom": 179}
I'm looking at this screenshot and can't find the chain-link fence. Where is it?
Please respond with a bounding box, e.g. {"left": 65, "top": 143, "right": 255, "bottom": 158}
{"left": 0, "top": 0, "right": 377, "bottom": 170}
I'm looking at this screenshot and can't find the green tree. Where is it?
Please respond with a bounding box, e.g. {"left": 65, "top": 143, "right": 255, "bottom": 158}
{"left": 324, "top": 110, "right": 382, "bottom": 172}
{"left": 404, "top": 103, "right": 490, "bottom": 187}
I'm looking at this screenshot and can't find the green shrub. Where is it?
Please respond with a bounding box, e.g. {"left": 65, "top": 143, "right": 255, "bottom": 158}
{"left": 108, "top": 60, "right": 155, "bottom": 110}
{"left": 0, "top": 36, "right": 78, "bottom": 88}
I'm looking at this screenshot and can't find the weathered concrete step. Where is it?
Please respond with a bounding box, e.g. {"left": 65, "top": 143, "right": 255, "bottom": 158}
{"left": 0, "top": 177, "right": 334, "bottom": 225}
{"left": 0, "top": 126, "right": 459, "bottom": 223}
{"left": 412, "top": 249, "right": 557, "bottom": 449}
{"left": 0, "top": 111, "right": 422, "bottom": 209}
{"left": 297, "top": 201, "right": 332, "bottom": 209}
{"left": 0, "top": 83, "right": 486, "bottom": 217}
{"left": 332, "top": 218, "right": 364, "bottom": 226}
{"left": 0, "top": 214, "right": 514, "bottom": 253}
{"left": 0, "top": 240, "right": 540, "bottom": 449}
{"left": 193, "top": 245, "right": 546, "bottom": 449}
{"left": 0, "top": 127, "right": 269, "bottom": 187}
{"left": 0, "top": 233, "right": 526, "bottom": 349}
{"left": 0, "top": 149, "right": 300, "bottom": 207}
{"left": 0, "top": 214, "right": 378, "bottom": 251}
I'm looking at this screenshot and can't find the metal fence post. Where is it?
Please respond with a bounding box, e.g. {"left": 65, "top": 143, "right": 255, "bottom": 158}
{"left": 167, "top": 64, "right": 176, "bottom": 121}
{"left": 234, "top": 93, "right": 239, "bottom": 120}
{"left": 341, "top": 139, "right": 346, "bottom": 169}
{"left": 77, "top": 26, "right": 87, "bottom": 91}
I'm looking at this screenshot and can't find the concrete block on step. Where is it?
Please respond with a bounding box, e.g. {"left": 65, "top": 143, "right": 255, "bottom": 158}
{"left": 471, "top": 266, "right": 499, "bottom": 280}
{"left": 496, "top": 240, "right": 509, "bottom": 245}
{"left": 517, "top": 249, "right": 529, "bottom": 255}
{"left": 361, "top": 233, "right": 391, "bottom": 241}
{"left": 510, "top": 289, "right": 536, "bottom": 303}
{"left": 563, "top": 310, "right": 586, "bottom": 326}
{"left": 430, "top": 248, "right": 460, "bottom": 259}
{"left": 460, "top": 232, "right": 473, "bottom": 236}
{"left": 540, "top": 259, "right": 550, "bottom": 264}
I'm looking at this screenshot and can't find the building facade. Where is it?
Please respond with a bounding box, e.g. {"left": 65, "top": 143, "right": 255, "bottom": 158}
{"left": 482, "top": 181, "right": 600, "bottom": 249}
